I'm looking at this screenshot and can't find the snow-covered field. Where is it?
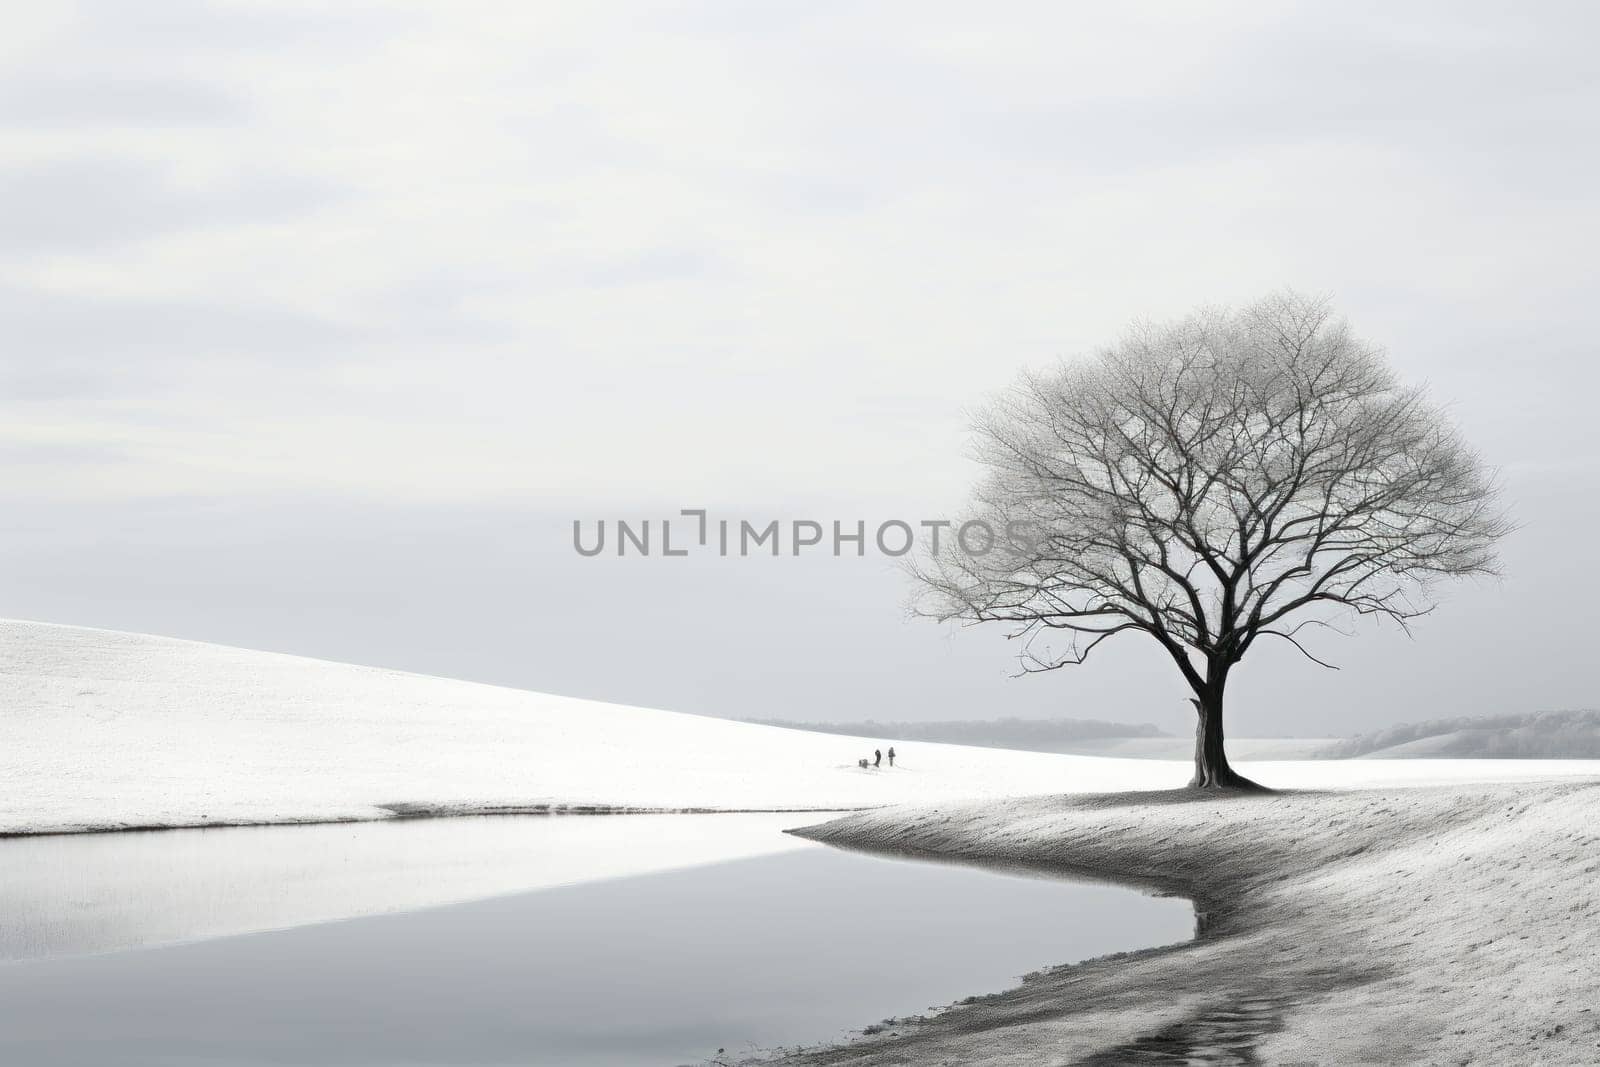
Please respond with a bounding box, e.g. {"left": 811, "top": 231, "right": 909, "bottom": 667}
{"left": 4, "top": 619, "right": 1599, "bottom": 836}
{"left": 781, "top": 779, "right": 1600, "bottom": 1065}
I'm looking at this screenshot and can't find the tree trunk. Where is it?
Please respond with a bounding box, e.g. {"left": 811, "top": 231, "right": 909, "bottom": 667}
{"left": 1187, "top": 668, "right": 1267, "bottom": 790}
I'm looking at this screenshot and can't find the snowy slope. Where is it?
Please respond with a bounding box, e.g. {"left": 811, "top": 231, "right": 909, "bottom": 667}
{"left": 0, "top": 620, "right": 1176, "bottom": 834}
{"left": 3, "top": 620, "right": 1597, "bottom": 835}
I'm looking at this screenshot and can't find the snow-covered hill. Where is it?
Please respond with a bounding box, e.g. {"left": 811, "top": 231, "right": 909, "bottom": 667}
{"left": 1320, "top": 709, "right": 1600, "bottom": 759}
{"left": 0, "top": 620, "right": 1176, "bottom": 834}
{"left": 3, "top": 620, "right": 1597, "bottom": 835}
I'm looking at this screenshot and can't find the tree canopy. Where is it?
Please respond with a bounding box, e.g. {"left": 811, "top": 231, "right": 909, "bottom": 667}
{"left": 914, "top": 292, "right": 1509, "bottom": 787}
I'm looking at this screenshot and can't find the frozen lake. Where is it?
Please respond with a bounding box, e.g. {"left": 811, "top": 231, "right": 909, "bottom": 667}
{"left": 0, "top": 814, "right": 1193, "bottom": 1065}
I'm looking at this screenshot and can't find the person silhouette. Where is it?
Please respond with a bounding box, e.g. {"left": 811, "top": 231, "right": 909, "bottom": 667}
{"left": 873, "top": 748, "right": 882, "bottom": 768}
{"left": 887, "top": 746, "right": 895, "bottom": 767}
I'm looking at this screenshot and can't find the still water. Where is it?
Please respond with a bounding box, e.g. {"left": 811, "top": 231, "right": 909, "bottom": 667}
{"left": 0, "top": 814, "right": 1192, "bottom": 1065}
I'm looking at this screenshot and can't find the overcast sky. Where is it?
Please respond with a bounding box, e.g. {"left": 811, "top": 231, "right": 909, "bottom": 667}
{"left": 2, "top": 1, "right": 1597, "bottom": 736}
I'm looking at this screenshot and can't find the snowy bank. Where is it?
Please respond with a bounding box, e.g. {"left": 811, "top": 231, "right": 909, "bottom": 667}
{"left": 768, "top": 780, "right": 1600, "bottom": 1065}
{"left": 4, "top": 619, "right": 1598, "bottom": 835}
{"left": 0, "top": 620, "right": 1174, "bottom": 834}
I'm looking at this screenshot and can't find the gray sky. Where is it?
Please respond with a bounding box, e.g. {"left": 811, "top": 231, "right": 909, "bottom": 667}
{"left": 2, "top": 1, "right": 1597, "bottom": 736}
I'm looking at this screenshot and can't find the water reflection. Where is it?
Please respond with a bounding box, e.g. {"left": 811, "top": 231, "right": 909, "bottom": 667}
{"left": 0, "top": 816, "right": 1194, "bottom": 1065}
{"left": 0, "top": 813, "right": 808, "bottom": 960}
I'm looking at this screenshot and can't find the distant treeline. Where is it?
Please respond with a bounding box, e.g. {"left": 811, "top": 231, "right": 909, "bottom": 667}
{"left": 1322, "top": 709, "right": 1600, "bottom": 759}
{"left": 747, "top": 716, "right": 1168, "bottom": 751}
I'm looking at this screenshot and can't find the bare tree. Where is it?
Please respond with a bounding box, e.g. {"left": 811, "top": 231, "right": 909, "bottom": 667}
{"left": 913, "top": 293, "right": 1510, "bottom": 789}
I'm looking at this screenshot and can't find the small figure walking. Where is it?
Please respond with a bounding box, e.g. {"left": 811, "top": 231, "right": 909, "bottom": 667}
{"left": 887, "top": 747, "right": 895, "bottom": 767}
{"left": 873, "top": 748, "right": 882, "bottom": 768}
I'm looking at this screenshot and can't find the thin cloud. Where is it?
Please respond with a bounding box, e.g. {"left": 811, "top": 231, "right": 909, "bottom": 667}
{"left": 0, "top": 159, "right": 341, "bottom": 252}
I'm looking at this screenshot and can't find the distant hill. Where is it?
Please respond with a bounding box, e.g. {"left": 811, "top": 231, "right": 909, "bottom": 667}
{"left": 746, "top": 716, "right": 1168, "bottom": 754}
{"left": 1321, "top": 709, "right": 1600, "bottom": 759}
{"left": 1062, "top": 736, "right": 1340, "bottom": 761}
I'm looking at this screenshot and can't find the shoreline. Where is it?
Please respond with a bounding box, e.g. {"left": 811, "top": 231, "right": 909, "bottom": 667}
{"left": 0, "top": 803, "right": 870, "bottom": 840}
{"left": 755, "top": 778, "right": 1600, "bottom": 1065}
